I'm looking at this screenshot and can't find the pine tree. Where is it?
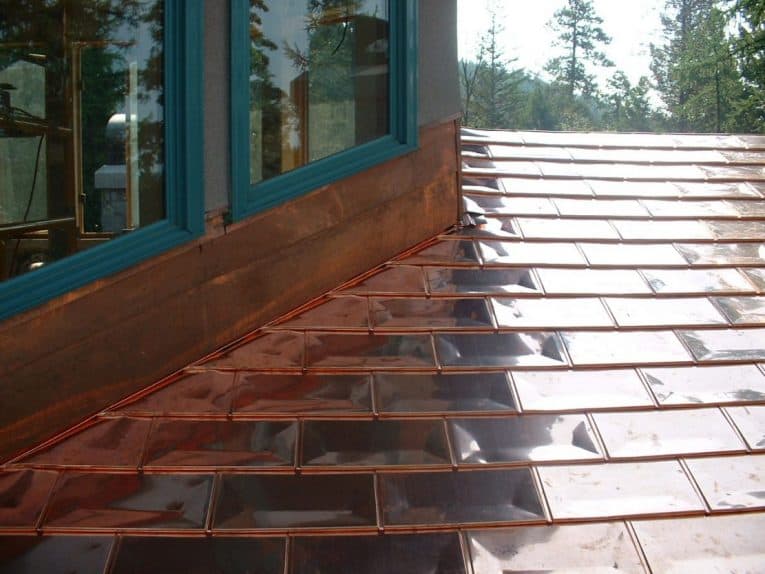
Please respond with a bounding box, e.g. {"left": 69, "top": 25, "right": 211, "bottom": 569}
{"left": 519, "top": 83, "right": 559, "bottom": 130}
{"left": 460, "top": 54, "right": 484, "bottom": 127}
{"left": 628, "top": 77, "right": 655, "bottom": 131}
{"left": 730, "top": 0, "right": 765, "bottom": 131}
{"left": 460, "top": 9, "right": 524, "bottom": 129}
{"left": 472, "top": 11, "right": 524, "bottom": 128}
{"left": 605, "top": 71, "right": 631, "bottom": 130}
{"left": 605, "top": 72, "right": 655, "bottom": 131}
{"left": 651, "top": 0, "right": 709, "bottom": 128}
{"left": 688, "top": 7, "right": 744, "bottom": 131}
{"left": 652, "top": 1, "right": 745, "bottom": 132}
{"left": 545, "top": 0, "right": 613, "bottom": 97}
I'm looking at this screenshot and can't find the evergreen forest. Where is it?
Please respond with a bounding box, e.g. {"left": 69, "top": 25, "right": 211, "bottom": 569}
{"left": 460, "top": 0, "right": 765, "bottom": 133}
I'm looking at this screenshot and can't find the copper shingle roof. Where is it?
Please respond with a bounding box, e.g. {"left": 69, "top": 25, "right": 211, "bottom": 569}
{"left": 2, "top": 129, "right": 765, "bottom": 572}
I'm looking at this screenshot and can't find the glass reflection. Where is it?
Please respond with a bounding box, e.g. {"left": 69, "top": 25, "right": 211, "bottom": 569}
{"left": 249, "top": 0, "right": 389, "bottom": 184}
{"left": 0, "top": 1, "right": 164, "bottom": 280}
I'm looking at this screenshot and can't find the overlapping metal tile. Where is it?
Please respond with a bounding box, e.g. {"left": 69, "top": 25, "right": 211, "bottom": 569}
{"left": 3, "top": 129, "right": 765, "bottom": 572}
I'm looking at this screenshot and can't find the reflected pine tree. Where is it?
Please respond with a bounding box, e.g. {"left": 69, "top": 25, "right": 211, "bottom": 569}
{"left": 249, "top": 0, "right": 283, "bottom": 181}
{"left": 284, "top": 0, "right": 360, "bottom": 162}
{"left": 250, "top": 0, "right": 387, "bottom": 180}
{"left": 135, "top": 0, "right": 165, "bottom": 225}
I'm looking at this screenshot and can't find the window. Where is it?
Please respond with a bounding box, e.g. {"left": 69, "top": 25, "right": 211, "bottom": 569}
{"left": 0, "top": 0, "right": 203, "bottom": 320}
{"left": 231, "top": 0, "right": 417, "bottom": 218}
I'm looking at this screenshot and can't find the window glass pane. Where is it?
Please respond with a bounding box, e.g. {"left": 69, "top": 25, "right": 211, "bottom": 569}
{"left": 0, "top": 1, "right": 164, "bottom": 280}
{"left": 249, "top": 0, "right": 389, "bottom": 185}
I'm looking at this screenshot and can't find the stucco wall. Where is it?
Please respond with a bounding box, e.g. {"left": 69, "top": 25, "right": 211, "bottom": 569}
{"left": 418, "top": 0, "right": 460, "bottom": 127}
{"left": 204, "top": 0, "right": 230, "bottom": 212}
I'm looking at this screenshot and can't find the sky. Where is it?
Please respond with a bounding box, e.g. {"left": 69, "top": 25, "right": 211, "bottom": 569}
{"left": 457, "top": 0, "right": 667, "bottom": 89}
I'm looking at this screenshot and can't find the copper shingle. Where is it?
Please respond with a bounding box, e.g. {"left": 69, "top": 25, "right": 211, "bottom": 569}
{"left": 2, "top": 129, "right": 765, "bottom": 571}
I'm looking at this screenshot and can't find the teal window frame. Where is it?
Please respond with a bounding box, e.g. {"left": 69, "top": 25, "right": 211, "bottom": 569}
{"left": 230, "top": 0, "right": 418, "bottom": 219}
{"left": 0, "top": 0, "right": 205, "bottom": 321}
